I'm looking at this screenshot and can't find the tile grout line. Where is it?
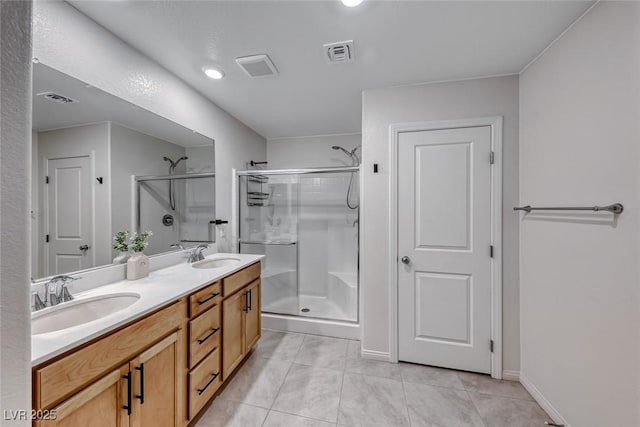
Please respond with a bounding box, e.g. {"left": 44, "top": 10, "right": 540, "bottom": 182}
{"left": 465, "top": 389, "right": 489, "bottom": 427}
{"left": 269, "top": 408, "right": 339, "bottom": 426}
{"left": 263, "top": 332, "right": 310, "bottom": 425}
{"left": 399, "top": 373, "right": 413, "bottom": 427}
{"left": 336, "top": 360, "right": 348, "bottom": 425}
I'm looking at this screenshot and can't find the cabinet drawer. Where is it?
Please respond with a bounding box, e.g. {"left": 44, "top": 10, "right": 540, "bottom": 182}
{"left": 189, "top": 304, "right": 221, "bottom": 369}
{"left": 222, "top": 262, "right": 260, "bottom": 297}
{"left": 189, "top": 348, "right": 221, "bottom": 419}
{"left": 34, "top": 300, "right": 185, "bottom": 410}
{"left": 189, "top": 281, "right": 221, "bottom": 318}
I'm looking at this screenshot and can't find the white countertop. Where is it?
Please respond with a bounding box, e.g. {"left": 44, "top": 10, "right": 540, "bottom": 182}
{"left": 31, "top": 253, "right": 264, "bottom": 366}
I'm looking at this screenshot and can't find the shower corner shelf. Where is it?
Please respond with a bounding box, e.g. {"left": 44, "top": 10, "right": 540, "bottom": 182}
{"left": 246, "top": 172, "right": 270, "bottom": 207}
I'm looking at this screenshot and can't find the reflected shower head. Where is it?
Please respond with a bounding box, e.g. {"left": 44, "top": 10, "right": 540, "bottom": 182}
{"left": 332, "top": 145, "right": 351, "bottom": 156}
{"left": 163, "top": 156, "right": 189, "bottom": 169}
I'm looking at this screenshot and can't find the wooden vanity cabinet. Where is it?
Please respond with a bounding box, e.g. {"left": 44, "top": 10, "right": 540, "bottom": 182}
{"left": 34, "top": 366, "right": 128, "bottom": 427}
{"left": 33, "top": 261, "right": 262, "bottom": 427}
{"left": 221, "top": 272, "right": 261, "bottom": 380}
{"left": 33, "top": 301, "right": 185, "bottom": 427}
{"left": 130, "top": 333, "right": 179, "bottom": 427}
{"left": 185, "top": 281, "right": 223, "bottom": 420}
{"left": 244, "top": 279, "right": 261, "bottom": 352}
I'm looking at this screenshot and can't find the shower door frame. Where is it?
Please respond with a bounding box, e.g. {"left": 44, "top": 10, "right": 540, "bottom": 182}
{"left": 134, "top": 172, "right": 217, "bottom": 241}
{"left": 236, "top": 166, "right": 361, "bottom": 324}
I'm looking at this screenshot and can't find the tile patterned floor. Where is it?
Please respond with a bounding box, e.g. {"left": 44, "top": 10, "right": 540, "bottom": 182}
{"left": 195, "top": 329, "right": 552, "bottom": 427}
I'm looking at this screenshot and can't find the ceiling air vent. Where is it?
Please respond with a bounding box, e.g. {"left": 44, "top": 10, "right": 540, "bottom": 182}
{"left": 323, "top": 40, "right": 354, "bottom": 63}
{"left": 37, "top": 91, "right": 78, "bottom": 105}
{"left": 235, "top": 54, "right": 279, "bottom": 78}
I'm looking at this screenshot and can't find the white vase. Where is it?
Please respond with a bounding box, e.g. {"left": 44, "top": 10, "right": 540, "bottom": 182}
{"left": 127, "top": 252, "right": 149, "bottom": 280}
{"left": 113, "top": 251, "right": 131, "bottom": 264}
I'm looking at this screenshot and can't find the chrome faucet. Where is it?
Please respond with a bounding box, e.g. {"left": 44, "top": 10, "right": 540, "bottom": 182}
{"left": 33, "top": 275, "right": 79, "bottom": 311}
{"left": 187, "top": 244, "right": 209, "bottom": 263}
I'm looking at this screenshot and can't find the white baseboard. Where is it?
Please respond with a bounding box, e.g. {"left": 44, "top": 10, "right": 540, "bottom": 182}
{"left": 520, "top": 373, "right": 570, "bottom": 427}
{"left": 502, "top": 370, "right": 520, "bottom": 381}
{"left": 361, "top": 349, "right": 391, "bottom": 362}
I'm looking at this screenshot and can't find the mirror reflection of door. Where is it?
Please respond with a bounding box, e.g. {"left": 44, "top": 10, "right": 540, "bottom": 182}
{"left": 44, "top": 155, "right": 94, "bottom": 276}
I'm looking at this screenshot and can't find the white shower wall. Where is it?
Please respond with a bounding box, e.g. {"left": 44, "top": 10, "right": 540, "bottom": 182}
{"left": 297, "top": 174, "right": 358, "bottom": 298}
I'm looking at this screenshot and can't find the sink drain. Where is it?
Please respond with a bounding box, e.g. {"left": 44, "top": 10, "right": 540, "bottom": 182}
{"left": 301, "top": 308, "right": 310, "bottom": 313}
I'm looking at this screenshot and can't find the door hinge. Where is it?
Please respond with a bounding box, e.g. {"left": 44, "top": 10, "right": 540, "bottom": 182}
{"left": 490, "top": 245, "right": 494, "bottom": 258}
{"left": 45, "top": 234, "right": 49, "bottom": 243}
{"left": 490, "top": 151, "right": 495, "bottom": 165}
{"left": 490, "top": 340, "right": 494, "bottom": 353}
{"left": 45, "top": 176, "right": 49, "bottom": 184}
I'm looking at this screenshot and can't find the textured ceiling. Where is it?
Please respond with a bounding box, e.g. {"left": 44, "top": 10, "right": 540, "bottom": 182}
{"left": 33, "top": 63, "right": 212, "bottom": 147}
{"left": 69, "top": 1, "right": 593, "bottom": 138}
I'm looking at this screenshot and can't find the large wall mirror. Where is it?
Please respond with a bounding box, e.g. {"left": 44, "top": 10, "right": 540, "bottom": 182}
{"left": 32, "top": 63, "right": 215, "bottom": 281}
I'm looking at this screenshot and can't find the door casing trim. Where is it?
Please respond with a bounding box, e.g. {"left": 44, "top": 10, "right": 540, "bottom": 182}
{"left": 388, "top": 116, "right": 503, "bottom": 379}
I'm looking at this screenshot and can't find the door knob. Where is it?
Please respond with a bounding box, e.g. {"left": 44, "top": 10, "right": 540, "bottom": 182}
{"left": 79, "top": 244, "right": 90, "bottom": 254}
{"left": 401, "top": 256, "right": 411, "bottom": 265}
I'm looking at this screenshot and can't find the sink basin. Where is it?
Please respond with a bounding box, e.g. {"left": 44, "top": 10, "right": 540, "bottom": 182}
{"left": 32, "top": 293, "right": 141, "bottom": 335}
{"left": 192, "top": 257, "right": 241, "bottom": 270}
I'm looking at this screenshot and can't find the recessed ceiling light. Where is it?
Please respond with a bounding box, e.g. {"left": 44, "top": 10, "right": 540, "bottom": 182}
{"left": 203, "top": 67, "right": 224, "bottom": 80}
{"left": 341, "top": 0, "right": 363, "bottom": 7}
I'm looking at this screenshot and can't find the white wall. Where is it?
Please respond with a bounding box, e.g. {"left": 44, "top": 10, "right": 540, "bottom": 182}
{"left": 267, "top": 134, "right": 361, "bottom": 169}
{"left": 0, "top": 0, "right": 32, "bottom": 422}
{"left": 33, "top": 0, "right": 266, "bottom": 230}
{"left": 110, "top": 123, "right": 186, "bottom": 256}
{"left": 361, "top": 76, "right": 520, "bottom": 373}
{"left": 519, "top": 3, "right": 640, "bottom": 426}
{"left": 36, "top": 123, "right": 111, "bottom": 277}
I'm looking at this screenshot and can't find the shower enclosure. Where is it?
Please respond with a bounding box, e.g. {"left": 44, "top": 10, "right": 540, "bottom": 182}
{"left": 238, "top": 167, "right": 359, "bottom": 324}
{"left": 135, "top": 172, "right": 216, "bottom": 255}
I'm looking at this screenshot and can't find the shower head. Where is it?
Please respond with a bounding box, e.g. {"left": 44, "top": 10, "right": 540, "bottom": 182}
{"left": 332, "top": 145, "right": 361, "bottom": 165}
{"left": 332, "top": 145, "right": 351, "bottom": 156}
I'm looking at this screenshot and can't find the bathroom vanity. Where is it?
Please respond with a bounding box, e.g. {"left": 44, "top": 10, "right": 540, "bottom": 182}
{"left": 31, "top": 254, "right": 262, "bottom": 426}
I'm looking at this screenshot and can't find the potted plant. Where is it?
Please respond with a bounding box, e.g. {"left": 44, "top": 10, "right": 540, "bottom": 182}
{"left": 127, "top": 231, "right": 153, "bottom": 280}
{"left": 112, "top": 230, "right": 130, "bottom": 264}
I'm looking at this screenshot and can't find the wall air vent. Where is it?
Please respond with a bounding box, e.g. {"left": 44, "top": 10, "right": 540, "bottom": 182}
{"left": 37, "top": 91, "right": 78, "bottom": 105}
{"left": 235, "top": 54, "right": 279, "bottom": 78}
{"left": 323, "top": 40, "right": 354, "bottom": 63}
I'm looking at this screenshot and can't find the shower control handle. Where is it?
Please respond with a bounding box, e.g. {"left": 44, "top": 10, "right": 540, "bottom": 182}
{"left": 401, "top": 256, "right": 411, "bottom": 265}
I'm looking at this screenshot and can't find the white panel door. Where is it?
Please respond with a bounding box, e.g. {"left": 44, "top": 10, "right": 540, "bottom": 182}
{"left": 46, "top": 156, "right": 93, "bottom": 276}
{"left": 398, "top": 126, "right": 492, "bottom": 373}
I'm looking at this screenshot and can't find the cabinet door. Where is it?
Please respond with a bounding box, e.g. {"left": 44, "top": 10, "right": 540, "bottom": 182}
{"left": 222, "top": 289, "right": 246, "bottom": 380}
{"left": 244, "top": 280, "right": 261, "bottom": 353}
{"left": 36, "top": 365, "right": 129, "bottom": 427}
{"left": 131, "top": 333, "right": 178, "bottom": 427}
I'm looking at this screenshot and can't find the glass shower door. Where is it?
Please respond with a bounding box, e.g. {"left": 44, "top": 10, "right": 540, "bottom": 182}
{"left": 238, "top": 173, "right": 299, "bottom": 315}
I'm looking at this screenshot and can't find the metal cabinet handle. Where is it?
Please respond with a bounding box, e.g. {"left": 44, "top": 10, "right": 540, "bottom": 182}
{"left": 79, "top": 244, "right": 90, "bottom": 254}
{"left": 196, "top": 372, "right": 220, "bottom": 395}
{"left": 401, "top": 256, "right": 411, "bottom": 265}
{"left": 122, "top": 371, "right": 132, "bottom": 415}
{"left": 198, "top": 292, "right": 220, "bottom": 305}
{"left": 248, "top": 288, "right": 252, "bottom": 311}
{"left": 135, "top": 363, "right": 144, "bottom": 404}
{"left": 244, "top": 290, "right": 250, "bottom": 313}
{"left": 197, "top": 327, "right": 220, "bottom": 345}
